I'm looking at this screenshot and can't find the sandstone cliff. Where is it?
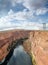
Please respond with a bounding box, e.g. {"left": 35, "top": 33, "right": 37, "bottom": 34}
{"left": 0, "top": 30, "right": 48, "bottom": 65}
{"left": 30, "top": 31, "right": 48, "bottom": 65}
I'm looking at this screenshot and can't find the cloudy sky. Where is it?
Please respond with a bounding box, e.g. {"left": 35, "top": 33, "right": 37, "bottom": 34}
{"left": 0, "top": 0, "right": 48, "bottom": 31}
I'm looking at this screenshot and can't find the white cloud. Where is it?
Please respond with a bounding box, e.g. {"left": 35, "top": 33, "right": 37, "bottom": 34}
{"left": 0, "top": 0, "right": 48, "bottom": 31}
{"left": 10, "top": 0, "right": 48, "bottom": 17}
{"left": 36, "top": 8, "right": 48, "bottom": 15}
{"left": 11, "top": 0, "right": 23, "bottom": 6}
{"left": 0, "top": 6, "right": 47, "bottom": 31}
{"left": 7, "top": 9, "right": 34, "bottom": 21}
{"left": 0, "top": 16, "right": 14, "bottom": 28}
{"left": 0, "top": 0, "right": 48, "bottom": 17}
{"left": 0, "top": 10, "right": 43, "bottom": 31}
{"left": 11, "top": 0, "right": 47, "bottom": 9}
{"left": 8, "top": 9, "right": 14, "bottom": 15}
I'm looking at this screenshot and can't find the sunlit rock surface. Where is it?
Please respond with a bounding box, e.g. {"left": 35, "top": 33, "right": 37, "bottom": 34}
{"left": 0, "top": 30, "right": 31, "bottom": 62}
{"left": 0, "top": 30, "right": 48, "bottom": 65}
{"left": 30, "top": 31, "right": 48, "bottom": 65}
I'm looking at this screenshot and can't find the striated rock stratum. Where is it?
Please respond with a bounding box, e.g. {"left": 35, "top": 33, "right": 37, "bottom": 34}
{"left": 0, "top": 30, "right": 48, "bottom": 65}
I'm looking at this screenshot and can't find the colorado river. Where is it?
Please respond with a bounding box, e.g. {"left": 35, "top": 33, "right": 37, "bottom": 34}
{"left": 0, "top": 38, "right": 33, "bottom": 65}
{"left": 7, "top": 45, "right": 32, "bottom": 65}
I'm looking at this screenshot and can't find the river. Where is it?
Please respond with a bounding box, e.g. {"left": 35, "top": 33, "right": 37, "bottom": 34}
{"left": 0, "top": 39, "right": 33, "bottom": 65}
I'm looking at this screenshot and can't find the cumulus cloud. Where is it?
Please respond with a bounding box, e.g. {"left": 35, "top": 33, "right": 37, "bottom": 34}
{"left": 9, "top": 0, "right": 48, "bottom": 17}
{"left": 0, "top": 9, "right": 43, "bottom": 31}
{"left": 0, "top": 0, "right": 48, "bottom": 18}
{"left": 36, "top": 8, "right": 48, "bottom": 15}
{"left": 8, "top": 9, "right": 34, "bottom": 20}
{"left": 11, "top": 0, "right": 47, "bottom": 9}
{"left": 0, "top": 0, "right": 48, "bottom": 13}
{"left": 0, "top": 0, "right": 48, "bottom": 30}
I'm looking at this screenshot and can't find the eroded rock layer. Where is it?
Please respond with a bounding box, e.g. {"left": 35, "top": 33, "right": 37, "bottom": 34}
{"left": 30, "top": 31, "right": 48, "bottom": 65}
{"left": 0, "top": 30, "right": 48, "bottom": 65}
{"left": 0, "top": 30, "right": 31, "bottom": 61}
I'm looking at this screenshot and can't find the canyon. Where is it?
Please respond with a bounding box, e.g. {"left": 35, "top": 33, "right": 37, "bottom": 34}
{"left": 0, "top": 30, "right": 48, "bottom": 65}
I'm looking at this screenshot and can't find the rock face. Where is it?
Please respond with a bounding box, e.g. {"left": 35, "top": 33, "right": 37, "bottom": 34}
{"left": 30, "top": 31, "right": 48, "bottom": 65}
{"left": 0, "top": 30, "right": 31, "bottom": 62}
{"left": 0, "top": 30, "right": 48, "bottom": 65}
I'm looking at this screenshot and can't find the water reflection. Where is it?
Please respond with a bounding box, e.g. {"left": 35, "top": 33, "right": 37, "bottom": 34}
{"left": 7, "top": 45, "right": 32, "bottom": 65}
{"left": 0, "top": 38, "right": 32, "bottom": 65}
{"left": 7, "top": 38, "right": 32, "bottom": 65}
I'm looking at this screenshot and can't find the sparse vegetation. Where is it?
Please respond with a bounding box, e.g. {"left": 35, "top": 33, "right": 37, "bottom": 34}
{"left": 31, "top": 53, "right": 37, "bottom": 65}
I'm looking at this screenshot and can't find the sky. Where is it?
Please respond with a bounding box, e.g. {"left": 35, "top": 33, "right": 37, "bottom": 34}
{"left": 0, "top": 0, "right": 48, "bottom": 31}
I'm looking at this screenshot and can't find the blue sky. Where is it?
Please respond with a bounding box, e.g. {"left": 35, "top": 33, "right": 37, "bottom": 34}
{"left": 0, "top": 0, "right": 48, "bottom": 30}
